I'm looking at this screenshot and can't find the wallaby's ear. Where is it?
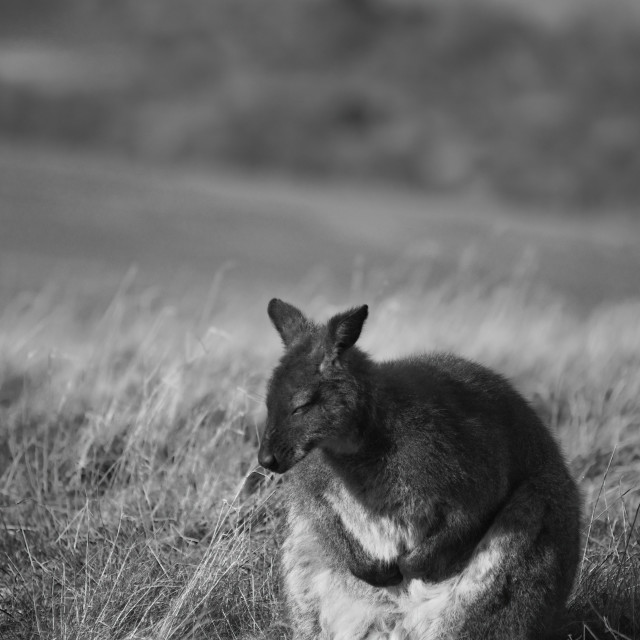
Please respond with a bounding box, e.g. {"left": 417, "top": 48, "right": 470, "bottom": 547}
{"left": 268, "top": 299, "right": 308, "bottom": 348}
{"left": 326, "top": 305, "right": 368, "bottom": 362}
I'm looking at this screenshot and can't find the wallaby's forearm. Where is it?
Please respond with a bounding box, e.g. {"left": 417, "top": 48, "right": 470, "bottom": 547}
{"left": 397, "top": 502, "right": 499, "bottom": 581}
{"left": 398, "top": 527, "right": 479, "bottom": 581}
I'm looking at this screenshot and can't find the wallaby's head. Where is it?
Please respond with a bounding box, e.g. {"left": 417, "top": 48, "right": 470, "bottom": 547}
{"left": 258, "top": 299, "right": 370, "bottom": 474}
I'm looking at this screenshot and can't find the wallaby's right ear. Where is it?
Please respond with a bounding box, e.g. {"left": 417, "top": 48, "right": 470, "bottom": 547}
{"left": 268, "top": 299, "right": 308, "bottom": 348}
{"left": 325, "top": 304, "right": 368, "bottom": 364}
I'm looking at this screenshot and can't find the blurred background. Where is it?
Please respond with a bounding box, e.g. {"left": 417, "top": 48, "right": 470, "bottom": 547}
{"left": 1, "top": 0, "right": 639, "bottom": 315}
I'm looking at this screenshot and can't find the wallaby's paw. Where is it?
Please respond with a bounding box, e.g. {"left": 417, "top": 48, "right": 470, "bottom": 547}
{"left": 397, "top": 552, "right": 433, "bottom": 582}
{"left": 352, "top": 562, "right": 403, "bottom": 588}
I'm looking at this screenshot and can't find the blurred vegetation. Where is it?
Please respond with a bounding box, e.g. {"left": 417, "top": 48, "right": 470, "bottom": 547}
{"left": 1, "top": 0, "right": 640, "bottom": 206}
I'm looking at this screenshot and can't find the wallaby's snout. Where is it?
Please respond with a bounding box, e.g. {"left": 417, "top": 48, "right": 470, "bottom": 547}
{"left": 258, "top": 418, "right": 292, "bottom": 473}
{"left": 257, "top": 436, "right": 279, "bottom": 472}
{"left": 258, "top": 426, "right": 299, "bottom": 474}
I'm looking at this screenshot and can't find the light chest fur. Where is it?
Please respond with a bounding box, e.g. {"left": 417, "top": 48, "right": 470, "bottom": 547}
{"left": 283, "top": 482, "right": 507, "bottom": 639}
{"left": 283, "top": 497, "right": 507, "bottom": 640}
{"left": 325, "top": 485, "right": 417, "bottom": 563}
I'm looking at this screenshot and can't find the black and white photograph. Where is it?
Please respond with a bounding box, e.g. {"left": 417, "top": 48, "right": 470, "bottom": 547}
{"left": 0, "top": 1, "right": 639, "bottom": 638}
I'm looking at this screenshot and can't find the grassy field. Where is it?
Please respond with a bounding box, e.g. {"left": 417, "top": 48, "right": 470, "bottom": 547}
{"left": 1, "top": 149, "right": 639, "bottom": 639}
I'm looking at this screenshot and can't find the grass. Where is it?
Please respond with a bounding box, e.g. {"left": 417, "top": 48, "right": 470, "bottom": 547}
{"left": 0, "top": 265, "right": 638, "bottom": 639}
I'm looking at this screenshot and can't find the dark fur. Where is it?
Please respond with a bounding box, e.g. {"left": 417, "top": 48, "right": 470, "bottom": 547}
{"left": 259, "top": 299, "right": 581, "bottom": 639}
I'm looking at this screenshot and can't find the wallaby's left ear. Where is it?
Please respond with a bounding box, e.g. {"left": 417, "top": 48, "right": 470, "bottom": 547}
{"left": 268, "top": 298, "right": 309, "bottom": 348}
{"left": 326, "top": 305, "right": 368, "bottom": 361}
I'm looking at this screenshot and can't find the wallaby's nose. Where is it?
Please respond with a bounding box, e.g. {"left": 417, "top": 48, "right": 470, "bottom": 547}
{"left": 258, "top": 449, "right": 278, "bottom": 472}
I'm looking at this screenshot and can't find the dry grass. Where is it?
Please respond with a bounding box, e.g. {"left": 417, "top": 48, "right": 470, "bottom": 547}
{"left": 0, "top": 268, "right": 638, "bottom": 639}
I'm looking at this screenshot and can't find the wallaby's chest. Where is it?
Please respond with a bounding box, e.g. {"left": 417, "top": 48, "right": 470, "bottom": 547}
{"left": 325, "top": 484, "right": 416, "bottom": 562}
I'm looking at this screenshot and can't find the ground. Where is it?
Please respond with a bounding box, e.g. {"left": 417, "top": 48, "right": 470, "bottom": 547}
{"left": 0, "top": 146, "right": 639, "bottom": 639}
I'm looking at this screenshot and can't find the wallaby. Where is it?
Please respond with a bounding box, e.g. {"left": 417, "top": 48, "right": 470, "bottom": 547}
{"left": 258, "top": 299, "right": 580, "bottom": 640}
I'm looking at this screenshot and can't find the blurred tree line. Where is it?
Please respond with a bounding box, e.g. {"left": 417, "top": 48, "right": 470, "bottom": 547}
{"left": 1, "top": 0, "right": 639, "bottom": 207}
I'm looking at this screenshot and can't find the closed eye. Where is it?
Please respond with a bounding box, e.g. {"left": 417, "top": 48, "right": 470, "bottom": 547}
{"left": 290, "top": 388, "right": 320, "bottom": 415}
{"left": 291, "top": 402, "right": 312, "bottom": 416}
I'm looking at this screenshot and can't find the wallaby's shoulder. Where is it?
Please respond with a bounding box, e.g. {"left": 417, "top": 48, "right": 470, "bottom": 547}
{"left": 376, "top": 351, "right": 518, "bottom": 398}
{"left": 372, "top": 350, "right": 535, "bottom": 439}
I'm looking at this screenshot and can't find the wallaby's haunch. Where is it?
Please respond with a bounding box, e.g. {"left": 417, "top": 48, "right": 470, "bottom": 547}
{"left": 259, "top": 299, "right": 580, "bottom": 640}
